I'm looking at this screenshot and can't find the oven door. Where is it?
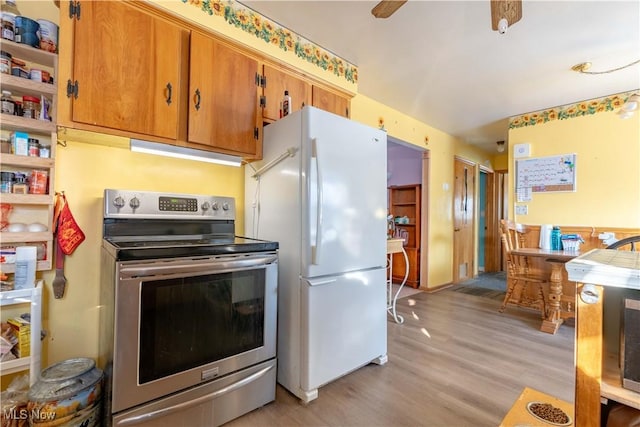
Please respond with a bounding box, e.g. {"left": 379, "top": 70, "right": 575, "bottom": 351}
{"left": 111, "top": 252, "right": 278, "bottom": 414}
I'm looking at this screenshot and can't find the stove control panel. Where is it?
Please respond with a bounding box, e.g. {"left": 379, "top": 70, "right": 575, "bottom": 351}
{"left": 104, "top": 189, "right": 235, "bottom": 220}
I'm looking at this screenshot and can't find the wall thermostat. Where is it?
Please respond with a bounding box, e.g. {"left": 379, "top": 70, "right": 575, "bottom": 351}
{"left": 513, "top": 143, "right": 531, "bottom": 158}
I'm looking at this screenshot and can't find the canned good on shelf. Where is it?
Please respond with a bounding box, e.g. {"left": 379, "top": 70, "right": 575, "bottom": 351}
{"left": 29, "top": 170, "right": 48, "bottom": 194}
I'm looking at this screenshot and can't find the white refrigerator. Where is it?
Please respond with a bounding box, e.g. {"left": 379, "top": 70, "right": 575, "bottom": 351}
{"left": 245, "top": 106, "right": 388, "bottom": 402}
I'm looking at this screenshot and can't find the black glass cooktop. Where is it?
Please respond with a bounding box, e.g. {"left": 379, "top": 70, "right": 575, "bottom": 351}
{"left": 103, "top": 235, "right": 278, "bottom": 261}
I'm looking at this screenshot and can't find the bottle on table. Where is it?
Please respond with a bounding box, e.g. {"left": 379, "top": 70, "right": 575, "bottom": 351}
{"left": 551, "top": 226, "right": 562, "bottom": 251}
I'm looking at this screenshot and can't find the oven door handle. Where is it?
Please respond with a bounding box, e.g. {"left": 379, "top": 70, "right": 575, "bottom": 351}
{"left": 119, "top": 254, "right": 278, "bottom": 277}
{"left": 114, "top": 364, "right": 275, "bottom": 426}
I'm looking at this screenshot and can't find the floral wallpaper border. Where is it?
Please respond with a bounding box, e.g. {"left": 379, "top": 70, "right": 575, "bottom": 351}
{"left": 182, "top": 0, "right": 358, "bottom": 84}
{"left": 509, "top": 91, "right": 638, "bottom": 129}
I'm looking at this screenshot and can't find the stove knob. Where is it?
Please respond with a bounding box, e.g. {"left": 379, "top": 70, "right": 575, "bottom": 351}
{"left": 211, "top": 202, "right": 219, "bottom": 211}
{"left": 129, "top": 197, "right": 140, "bottom": 209}
{"left": 222, "top": 202, "right": 230, "bottom": 211}
{"left": 201, "top": 201, "right": 211, "bottom": 212}
{"left": 113, "top": 196, "right": 125, "bottom": 209}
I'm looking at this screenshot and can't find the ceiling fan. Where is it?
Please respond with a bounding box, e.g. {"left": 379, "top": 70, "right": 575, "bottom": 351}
{"left": 372, "top": 0, "right": 522, "bottom": 33}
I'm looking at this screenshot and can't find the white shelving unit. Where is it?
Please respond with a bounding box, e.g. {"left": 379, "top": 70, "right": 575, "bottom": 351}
{"left": 0, "top": 282, "right": 42, "bottom": 385}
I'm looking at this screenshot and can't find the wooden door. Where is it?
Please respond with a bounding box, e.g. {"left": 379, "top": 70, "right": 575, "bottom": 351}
{"left": 70, "top": 1, "right": 188, "bottom": 139}
{"left": 262, "top": 65, "right": 311, "bottom": 121}
{"left": 453, "top": 158, "right": 475, "bottom": 283}
{"left": 312, "top": 86, "right": 350, "bottom": 118}
{"left": 482, "top": 168, "right": 501, "bottom": 272}
{"left": 188, "top": 33, "right": 261, "bottom": 158}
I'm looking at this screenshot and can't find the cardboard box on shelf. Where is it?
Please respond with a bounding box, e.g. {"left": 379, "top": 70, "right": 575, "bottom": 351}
{"left": 7, "top": 316, "right": 30, "bottom": 358}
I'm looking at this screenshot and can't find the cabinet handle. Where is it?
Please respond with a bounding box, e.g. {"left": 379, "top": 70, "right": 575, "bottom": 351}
{"left": 194, "top": 89, "right": 201, "bottom": 111}
{"left": 164, "top": 83, "right": 172, "bottom": 106}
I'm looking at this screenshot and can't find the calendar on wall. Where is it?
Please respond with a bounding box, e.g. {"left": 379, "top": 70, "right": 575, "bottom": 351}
{"left": 515, "top": 154, "right": 577, "bottom": 194}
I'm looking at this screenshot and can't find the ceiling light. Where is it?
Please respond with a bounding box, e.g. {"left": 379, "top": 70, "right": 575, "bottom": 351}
{"left": 496, "top": 140, "right": 505, "bottom": 153}
{"left": 622, "top": 93, "right": 639, "bottom": 111}
{"left": 130, "top": 139, "right": 242, "bottom": 167}
{"left": 618, "top": 93, "right": 640, "bottom": 119}
{"left": 497, "top": 18, "right": 508, "bottom": 34}
{"left": 490, "top": 0, "right": 522, "bottom": 34}
{"left": 571, "top": 59, "right": 640, "bottom": 75}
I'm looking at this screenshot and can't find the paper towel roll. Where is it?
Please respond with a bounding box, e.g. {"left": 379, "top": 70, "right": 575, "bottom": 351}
{"left": 540, "top": 224, "right": 553, "bottom": 250}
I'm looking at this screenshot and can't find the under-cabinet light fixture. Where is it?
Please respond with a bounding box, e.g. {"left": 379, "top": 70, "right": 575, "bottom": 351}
{"left": 130, "top": 139, "right": 242, "bottom": 167}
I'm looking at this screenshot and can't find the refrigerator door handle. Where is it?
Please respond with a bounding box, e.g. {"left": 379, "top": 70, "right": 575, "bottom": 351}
{"left": 311, "top": 138, "right": 323, "bottom": 265}
{"left": 305, "top": 277, "right": 337, "bottom": 286}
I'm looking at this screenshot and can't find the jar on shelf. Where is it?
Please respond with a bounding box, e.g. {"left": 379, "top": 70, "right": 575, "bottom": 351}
{"left": 39, "top": 144, "right": 50, "bottom": 158}
{"left": 1, "top": 11, "right": 15, "bottom": 41}
{"left": 0, "top": 50, "right": 10, "bottom": 74}
{"left": 12, "top": 172, "right": 27, "bottom": 194}
{"left": 0, "top": 137, "right": 10, "bottom": 153}
{"left": 1, "top": 0, "right": 20, "bottom": 41}
{"left": 28, "top": 138, "right": 39, "bottom": 157}
{"left": 11, "top": 57, "right": 28, "bottom": 78}
{"left": 22, "top": 95, "right": 40, "bottom": 119}
{"left": 0, "top": 171, "right": 14, "bottom": 193}
{"left": 14, "top": 99, "right": 22, "bottom": 116}
{"left": 1, "top": 89, "right": 15, "bottom": 115}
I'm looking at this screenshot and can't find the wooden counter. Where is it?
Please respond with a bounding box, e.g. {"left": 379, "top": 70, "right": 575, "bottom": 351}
{"left": 566, "top": 249, "right": 640, "bottom": 426}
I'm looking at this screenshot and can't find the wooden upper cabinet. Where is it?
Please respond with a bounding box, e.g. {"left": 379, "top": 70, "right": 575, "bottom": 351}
{"left": 187, "top": 33, "right": 261, "bottom": 158}
{"left": 312, "top": 85, "right": 350, "bottom": 118}
{"left": 261, "top": 64, "right": 311, "bottom": 121}
{"left": 66, "top": 1, "right": 189, "bottom": 140}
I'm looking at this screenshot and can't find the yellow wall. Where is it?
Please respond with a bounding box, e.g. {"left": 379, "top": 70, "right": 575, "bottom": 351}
{"left": 508, "top": 110, "right": 640, "bottom": 227}
{"left": 350, "top": 95, "right": 492, "bottom": 288}
{"left": 37, "top": 138, "right": 244, "bottom": 367}
{"left": 493, "top": 153, "right": 509, "bottom": 171}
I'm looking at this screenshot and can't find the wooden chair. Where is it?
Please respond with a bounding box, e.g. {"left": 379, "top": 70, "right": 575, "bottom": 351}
{"left": 606, "top": 235, "right": 640, "bottom": 251}
{"left": 499, "top": 219, "right": 547, "bottom": 318}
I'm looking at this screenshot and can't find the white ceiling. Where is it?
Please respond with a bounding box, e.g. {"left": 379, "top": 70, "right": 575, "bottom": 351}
{"left": 241, "top": 0, "right": 640, "bottom": 153}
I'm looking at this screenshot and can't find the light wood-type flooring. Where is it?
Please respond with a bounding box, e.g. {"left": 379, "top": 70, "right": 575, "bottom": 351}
{"left": 227, "top": 288, "right": 575, "bottom": 427}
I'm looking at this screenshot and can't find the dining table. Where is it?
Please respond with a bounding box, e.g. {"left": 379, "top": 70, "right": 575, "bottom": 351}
{"left": 510, "top": 248, "right": 581, "bottom": 334}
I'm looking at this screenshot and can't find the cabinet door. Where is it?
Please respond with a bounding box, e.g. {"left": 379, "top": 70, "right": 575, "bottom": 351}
{"left": 262, "top": 65, "right": 311, "bottom": 121}
{"left": 188, "top": 33, "right": 261, "bottom": 157}
{"left": 312, "top": 86, "right": 350, "bottom": 118}
{"left": 70, "top": 1, "right": 188, "bottom": 140}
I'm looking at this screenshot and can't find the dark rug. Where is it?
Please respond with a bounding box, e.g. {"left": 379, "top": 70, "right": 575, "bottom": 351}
{"left": 449, "top": 271, "right": 507, "bottom": 301}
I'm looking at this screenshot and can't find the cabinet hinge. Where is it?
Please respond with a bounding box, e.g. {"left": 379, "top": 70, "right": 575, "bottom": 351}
{"left": 66, "top": 80, "right": 79, "bottom": 99}
{"left": 254, "top": 127, "right": 259, "bottom": 140}
{"left": 259, "top": 96, "right": 266, "bottom": 108}
{"left": 69, "top": 1, "right": 81, "bottom": 20}
{"left": 254, "top": 73, "right": 260, "bottom": 86}
{"left": 260, "top": 75, "right": 266, "bottom": 88}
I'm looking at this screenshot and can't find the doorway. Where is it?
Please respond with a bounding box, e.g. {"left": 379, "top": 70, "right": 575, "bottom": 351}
{"left": 387, "top": 137, "right": 429, "bottom": 288}
{"left": 453, "top": 157, "right": 475, "bottom": 283}
{"left": 478, "top": 171, "right": 487, "bottom": 272}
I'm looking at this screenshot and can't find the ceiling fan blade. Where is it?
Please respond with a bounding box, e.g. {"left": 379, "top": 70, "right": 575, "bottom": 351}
{"left": 372, "top": 0, "right": 408, "bottom": 19}
{"left": 490, "top": 0, "right": 522, "bottom": 30}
